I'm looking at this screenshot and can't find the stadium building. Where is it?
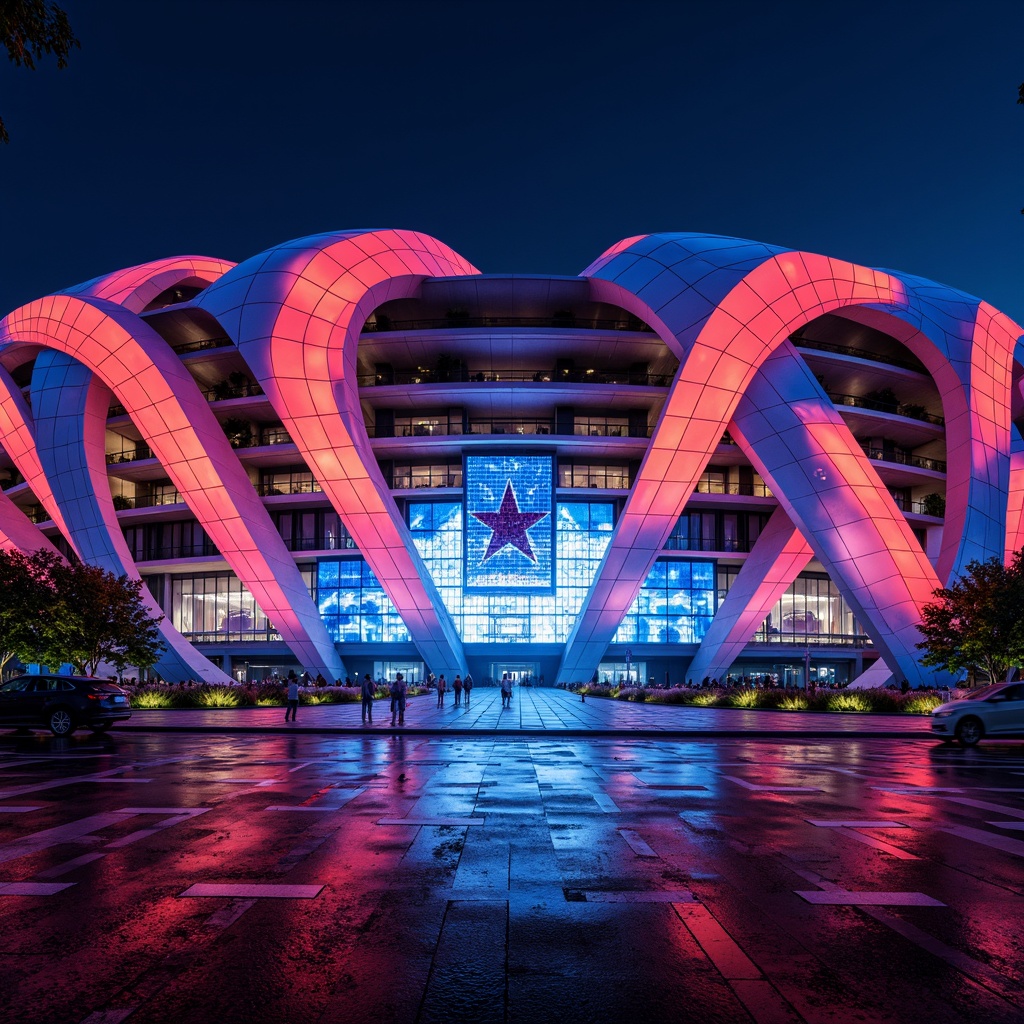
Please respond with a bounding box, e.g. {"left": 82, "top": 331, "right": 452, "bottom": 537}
{"left": 0, "top": 230, "right": 1020, "bottom": 689}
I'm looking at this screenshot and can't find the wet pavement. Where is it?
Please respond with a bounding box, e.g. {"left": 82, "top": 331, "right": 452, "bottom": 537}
{"left": 2, "top": 720, "right": 1023, "bottom": 1024}
{"left": 123, "top": 686, "right": 932, "bottom": 737}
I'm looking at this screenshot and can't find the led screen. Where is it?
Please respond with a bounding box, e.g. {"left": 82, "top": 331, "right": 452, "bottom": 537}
{"left": 464, "top": 454, "right": 553, "bottom": 590}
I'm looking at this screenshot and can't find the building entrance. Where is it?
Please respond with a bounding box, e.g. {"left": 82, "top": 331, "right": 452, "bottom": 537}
{"left": 489, "top": 663, "right": 540, "bottom": 687}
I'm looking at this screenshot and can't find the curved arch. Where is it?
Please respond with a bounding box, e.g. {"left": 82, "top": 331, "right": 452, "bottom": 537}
{"left": 559, "top": 234, "right": 920, "bottom": 684}
{"left": 31, "top": 349, "right": 232, "bottom": 682}
{"left": 0, "top": 293, "right": 344, "bottom": 680}
{"left": 0, "top": 364, "right": 73, "bottom": 544}
{"left": 826, "top": 287, "right": 1022, "bottom": 583}
{"left": 63, "top": 255, "right": 235, "bottom": 313}
{"left": 196, "top": 229, "right": 480, "bottom": 677}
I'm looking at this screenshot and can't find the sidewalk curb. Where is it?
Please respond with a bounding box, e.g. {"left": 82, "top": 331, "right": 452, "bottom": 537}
{"left": 116, "top": 723, "right": 935, "bottom": 740}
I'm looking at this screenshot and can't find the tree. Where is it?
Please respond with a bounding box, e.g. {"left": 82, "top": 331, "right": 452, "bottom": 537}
{"left": 0, "top": 1, "right": 79, "bottom": 144}
{"left": 0, "top": 547, "right": 60, "bottom": 677}
{"left": 35, "top": 559, "right": 164, "bottom": 676}
{"left": 917, "top": 551, "right": 1024, "bottom": 684}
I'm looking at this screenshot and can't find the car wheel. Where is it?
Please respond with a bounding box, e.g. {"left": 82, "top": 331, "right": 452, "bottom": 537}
{"left": 88, "top": 722, "right": 111, "bottom": 734}
{"left": 48, "top": 707, "right": 75, "bottom": 737}
{"left": 955, "top": 716, "right": 984, "bottom": 747}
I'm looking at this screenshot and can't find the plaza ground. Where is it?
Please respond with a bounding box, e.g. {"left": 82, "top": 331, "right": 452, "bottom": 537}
{"left": 1, "top": 690, "right": 1022, "bottom": 1024}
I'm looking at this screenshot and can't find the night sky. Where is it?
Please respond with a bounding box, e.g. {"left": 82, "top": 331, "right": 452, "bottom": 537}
{"left": 1, "top": 0, "right": 1022, "bottom": 323}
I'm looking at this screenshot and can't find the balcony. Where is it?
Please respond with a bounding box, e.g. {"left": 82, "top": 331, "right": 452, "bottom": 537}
{"left": 861, "top": 446, "right": 946, "bottom": 474}
{"left": 363, "top": 315, "right": 653, "bottom": 333}
{"left": 360, "top": 367, "right": 673, "bottom": 387}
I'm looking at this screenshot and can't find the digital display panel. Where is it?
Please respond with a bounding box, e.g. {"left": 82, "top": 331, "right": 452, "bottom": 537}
{"left": 464, "top": 454, "right": 553, "bottom": 590}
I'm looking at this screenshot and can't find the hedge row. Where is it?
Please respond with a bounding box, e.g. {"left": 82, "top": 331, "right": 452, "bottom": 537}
{"left": 577, "top": 684, "right": 954, "bottom": 714}
{"left": 126, "top": 682, "right": 426, "bottom": 710}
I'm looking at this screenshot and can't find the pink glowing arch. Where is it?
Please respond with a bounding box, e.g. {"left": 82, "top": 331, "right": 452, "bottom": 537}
{"left": 0, "top": 293, "right": 344, "bottom": 680}
{"left": 558, "top": 237, "right": 946, "bottom": 686}
{"left": 197, "top": 229, "right": 480, "bottom": 677}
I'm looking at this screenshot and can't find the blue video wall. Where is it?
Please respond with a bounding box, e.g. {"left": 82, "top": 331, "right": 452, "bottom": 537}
{"left": 464, "top": 454, "right": 553, "bottom": 591}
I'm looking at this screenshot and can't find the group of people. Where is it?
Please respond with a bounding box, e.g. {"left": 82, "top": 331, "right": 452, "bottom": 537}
{"left": 431, "top": 672, "right": 473, "bottom": 708}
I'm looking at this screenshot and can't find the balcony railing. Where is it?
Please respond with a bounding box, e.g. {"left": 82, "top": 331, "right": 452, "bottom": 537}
{"left": 361, "top": 367, "right": 673, "bottom": 387}
{"left": 861, "top": 445, "right": 946, "bottom": 473}
{"left": 170, "top": 336, "right": 234, "bottom": 355}
{"left": 364, "top": 315, "right": 654, "bottom": 333}
{"left": 752, "top": 630, "right": 873, "bottom": 647}
{"left": 792, "top": 335, "right": 927, "bottom": 373}
{"left": 376, "top": 420, "right": 652, "bottom": 439}
{"left": 107, "top": 448, "right": 154, "bottom": 465}
{"left": 828, "top": 391, "right": 944, "bottom": 426}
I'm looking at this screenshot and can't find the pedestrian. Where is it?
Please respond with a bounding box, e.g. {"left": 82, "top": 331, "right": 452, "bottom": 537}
{"left": 284, "top": 670, "right": 299, "bottom": 722}
{"left": 463, "top": 673, "right": 473, "bottom": 707}
{"left": 436, "top": 674, "right": 447, "bottom": 708}
{"left": 390, "top": 672, "right": 407, "bottom": 726}
{"left": 500, "top": 673, "right": 512, "bottom": 708}
{"left": 453, "top": 674, "right": 463, "bottom": 707}
{"left": 360, "top": 672, "right": 375, "bottom": 724}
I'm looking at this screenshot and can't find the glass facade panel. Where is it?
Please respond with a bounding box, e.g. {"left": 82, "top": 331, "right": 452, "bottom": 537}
{"left": 614, "top": 558, "right": 716, "bottom": 644}
{"left": 316, "top": 559, "right": 410, "bottom": 643}
{"left": 409, "top": 499, "right": 614, "bottom": 643}
{"left": 756, "top": 573, "right": 865, "bottom": 644}
{"left": 170, "top": 572, "right": 277, "bottom": 641}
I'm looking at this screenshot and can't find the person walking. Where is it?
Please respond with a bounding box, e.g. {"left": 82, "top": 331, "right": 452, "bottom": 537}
{"left": 390, "top": 672, "right": 407, "bottom": 726}
{"left": 500, "top": 673, "right": 512, "bottom": 709}
{"left": 436, "top": 674, "right": 447, "bottom": 708}
{"left": 360, "top": 672, "right": 375, "bottom": 724}
{"left": 463, "top": 673, "right": 473, "bottom": 707}
{"left": 453, "top": 674, "right": 463, "bottom": 707}
{"left": 284, "top": 670, "right": 299, "bottom": 722}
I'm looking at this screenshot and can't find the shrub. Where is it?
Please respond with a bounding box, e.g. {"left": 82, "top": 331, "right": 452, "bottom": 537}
{"left": 903, "top": 693, "right": 943, "bottom": 714}
{"left": 193, "top": 685, "right": 241, "bottom": 708}
{"left": 777, "top": 694, "right": 809, "bottom": 711}
{"left": 729, "top": 689, "right": 763, "bottom": 708}
{"left": 616, "top": 686, "right": 648, "bottom": 702}
{"left": 825, "top": 691, "right": 872, "bottom": 713}
{"left": 690, "top": 692, "right": 720, "bottom": 707}
{"left": 130, "top": 685, "right": 178, "bottom": 709}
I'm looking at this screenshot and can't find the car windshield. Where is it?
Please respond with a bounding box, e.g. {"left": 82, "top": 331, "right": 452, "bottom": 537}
{"left": 91, "top": 683, "right": 125, "bottom": 693}
{"left": 964, "top": 683, "right": 1005, "bottom": 701}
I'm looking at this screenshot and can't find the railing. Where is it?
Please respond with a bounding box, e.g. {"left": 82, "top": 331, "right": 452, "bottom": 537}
{"left": 861, "top": 446, "right": 946, "bottom": 473}
{"left": 182, "top": 629, "right": 283, "bottom": 643}
{"left": 792, "top": 335, "right": 927, "bottom": 373}
{"left": 693, "top": 480, "right": 774, "bottom": 498}
{"left": 201, "top": 381, "right": 266, "bottom": 402}
{"left": 374, "top": 421, "right": 653, "bottom": 438}
{"left": 107, "top": 448, "right": 154, "bottom": 465}
{"left": 361, "top": 368, "right": 673, "bottom": 387}
{"left": 392, "top": 473, "right": 463, "bottom": 489}
{"left": 752, "top": 630, "right": 873, "bottom": 647}
{"left": 258, "top": 480, "right": 323, "bottom": 496}
{"left": 170, "top": 336, "right": 233, "bottom": 355}
{"left": 364, "top": 315, "right": 654, "bottom": 333}
{"left": 828, "top": 391, "right": 944, "bottom": 426}
{"left": 890, "top": 494, "right": 945, "bottom": 517}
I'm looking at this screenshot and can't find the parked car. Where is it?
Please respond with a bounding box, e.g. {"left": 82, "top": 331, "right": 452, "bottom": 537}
{"left": 0, "top": 675, "right": 131, "bottom": 736}
{"left": 930, "top": 681, "right": 1024, "bottom": 745}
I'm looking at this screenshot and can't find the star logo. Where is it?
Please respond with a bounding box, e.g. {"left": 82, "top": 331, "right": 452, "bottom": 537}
{"left": 471, "top": 481, "right": 549, "bottom": 563}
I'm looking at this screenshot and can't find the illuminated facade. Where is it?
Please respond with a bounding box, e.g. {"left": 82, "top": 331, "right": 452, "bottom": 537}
{"left": 0, "top": 230, "right": 1020, "bottom": 688}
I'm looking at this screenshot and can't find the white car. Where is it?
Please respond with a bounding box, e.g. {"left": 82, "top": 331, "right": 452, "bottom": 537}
{"left": 931, "top": 682, "right": 1024, "bottom": 745}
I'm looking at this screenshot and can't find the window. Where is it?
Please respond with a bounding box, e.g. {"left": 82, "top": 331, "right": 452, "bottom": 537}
{"left": 557, "top": 461, "right": 631, "bottom": 489}
{"left": 614, "top": 559, "right": 716, "bottom": 644}
{"left": 573, "top": 415, "right": 630, "bottom": 437}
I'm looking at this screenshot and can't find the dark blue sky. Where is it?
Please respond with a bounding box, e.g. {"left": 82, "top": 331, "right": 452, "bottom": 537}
{"left": 2, "top": 0, "right": 1022, "bottom": 322}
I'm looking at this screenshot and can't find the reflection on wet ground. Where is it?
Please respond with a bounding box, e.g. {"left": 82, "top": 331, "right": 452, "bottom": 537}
{"left": 1, "top": 730, "right": 1023, "bottom": 1023}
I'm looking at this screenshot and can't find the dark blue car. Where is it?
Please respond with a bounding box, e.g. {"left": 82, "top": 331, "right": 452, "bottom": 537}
{"left": 0, "top": 675, "right": 132, "bottom": 736}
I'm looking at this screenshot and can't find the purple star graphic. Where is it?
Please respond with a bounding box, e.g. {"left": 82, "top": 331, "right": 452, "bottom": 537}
{"left": 471, "top": 481, "right": 549, "bottom": 563}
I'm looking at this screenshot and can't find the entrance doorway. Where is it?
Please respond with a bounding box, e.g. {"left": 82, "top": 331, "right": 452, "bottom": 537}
{"left": 490, "top": 663, "right": 539, "bottom": 687}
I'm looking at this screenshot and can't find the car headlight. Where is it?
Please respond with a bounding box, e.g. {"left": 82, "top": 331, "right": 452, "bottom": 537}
{"left": 932, "top": 711, "right": 954, "bottom": 718}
